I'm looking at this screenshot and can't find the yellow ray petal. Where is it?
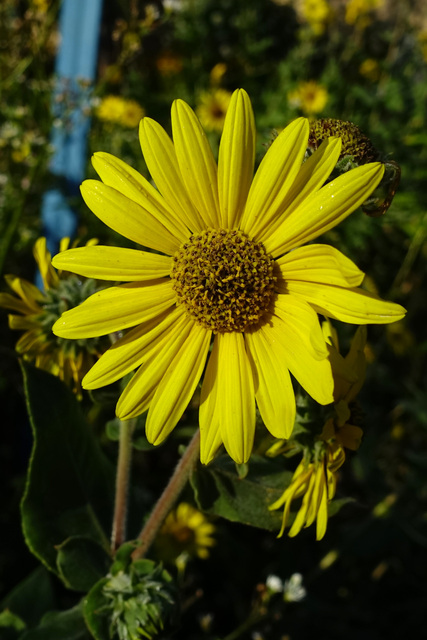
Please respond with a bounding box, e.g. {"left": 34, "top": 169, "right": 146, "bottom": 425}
{"left": 145, "top": 322, "right": 211, "bottom": 444}
{"left": 9, "top": 315, "right": 40, "bottom": 330}
{"left": 285, "top": 280, "right": 406, "bottom": 324}
{"left": 33, "top": 237, "right": 59, "bottom": 290}
{"left": 257, "top": 137, "right": 342, "bottom": 245}
{"left": 91, "top": 152, "right": 190, "bottom": 243}
{"left": 316, "top": 478, "right": 329, "bottom": 540}
{"left": 139, "top": 118, "right": 203, "bottom": 233}
{"left": 80, "top": 180, "right": 180, "bottom": 256}
{"left": 261, "top": 314, "right": 334, "bottom": 405}
{"left": 52, "top": 280, "right": 176, "bottom": 338}
{"left": 265, "top": 163, "right": 385, "bottom": 257}
{"left": 52, "top": 246, "right": 172, "bottom": 281}
{"left": 244, "top": 328, "right": 296, "bottom": 439}
{"left": 218, "top": 89, "right": 255, "bottom": 228}
{"left": 5, "top": 275, "right": 44, "bottom": 309}
{"left": 288, "top": 470, "right": 317, "bottom": 537}
{"left": 240, "top": 118, "right": 309, "bottom": 237}
{"left": 116, "top": 315, "right": 196, "bottom": 421}
{"left": 274, "top": 294, "right": 328, "bottom": 360}
{"left": 15, "top": 328, "right": 46, "bottom": 354}
{"left": 216, "top": 332, "right": 255, "bottom": 464}
{"left": 0, "top": 292, "right": 42, "bottom": 315}
{"left": 278, "top": 244, "right": 364, "bottom": 287}
{"left": 171, "top": 99, "right": 220, "bottom": 229}
{"left": 83, "top": 306, "right": 187, "bottom": 389}
{"left": 199, "top": 337, "right": 225, "bottom": 465}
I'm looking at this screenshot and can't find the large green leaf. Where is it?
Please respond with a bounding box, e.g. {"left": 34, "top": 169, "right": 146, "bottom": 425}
{"left": 0, "top": 566, "right": 55, "bottom": 629}
{"left": 21, "top": 363, "right": 115, "bottom": 574}
{"left": 56, "top": 537, "right": 113, "bottom": 592}
{"left": 20, "top": 604, "right": 91, "bottom": 640}
{"left": 191, "top": 455, "right": 292, "bottom": 531}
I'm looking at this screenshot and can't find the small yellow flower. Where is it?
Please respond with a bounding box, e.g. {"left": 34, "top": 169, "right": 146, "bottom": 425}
{"left": 0, "top": 238, "right": 103, "bottom": 396}
{"left": 155, "top": 503, "right": 216, "bottom": 563}
{"left": 300, "top": 0, "right": 332, "bottom": 34}
{"left": 196, "top": 89, "right": 232, "bottom": 132}
{"left": 210, "top": 63, "right": 228, "bottom": 85}
{"left": 345, "top": 0, "right": 383, "bottom": 29}
{"left": 96, "top": 95, "right": 145, "bottom": 128}
{"left": 288, "top": 81, "right": 328, "bottom": 116}
{"left": 52, "top": 89, "right": 405, "bottom": 464}
{"left": 269, "top": 322, "right": 367, "bottom": 540}
{"left": 359, "top": 58, "right": 381, "bottom": 82}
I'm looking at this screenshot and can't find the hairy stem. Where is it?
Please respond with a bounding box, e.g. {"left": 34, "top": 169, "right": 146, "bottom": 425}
{"left": 132, "top": 429, "right": 200, "bottom": 561}
{"left": 111, "top": 419, "right": 135, "bottom": 552}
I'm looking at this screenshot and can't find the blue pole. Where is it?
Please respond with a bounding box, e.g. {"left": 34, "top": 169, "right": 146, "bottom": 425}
{"left": 41, "top": 0, "right": 103, "bottom": 259}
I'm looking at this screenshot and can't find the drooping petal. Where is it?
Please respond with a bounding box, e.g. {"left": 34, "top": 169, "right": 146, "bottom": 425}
{"left": 0, "top": 292, "right": 42, "bottom": 315}
{"left": 216, "top": 332, "right": 256, "bottom": 464}
{"left": 244, "top": 328, "right": 296, "bottom": 439}
{"left": 33, "top": 237, "right": 59, "bottom": 290}
{"left": 52, "top": 280, "right": 176, "bottom": 338}
{"left": 261, "top": 314, "right": 334, "bottom": 405}
{"left": 52, "top": 246, "right": 172, "bottom": 281}
{"left": 139, "top": 117, "right": 203, "bottom": 232}
{"left": 278, "top": 244, "right": 364, "bottom": 288}
{"left": 218, "top": 89, "right": 255, "bottom": 228}
{"left": 265, "top": 162, "right": 385, "bottom": 257}
{"left": 257, "top": 137, "right": 342, "bottom": 244}
{"left": 145, "top": 322, "right": 211, "bottom": 444}
{"left": 171, "top": 99, "right": 220, "bottom": 228}
{"left": 80, "top": 180, "right": 181, "bottom": 256}
{"left": 285, "top": 280, "right": 406, "bottom": 324}
{"left": 274, "top": 294, "right": 328, "bottom": 360}
{"left": 9, "top": 315, "right": 40, "bottom": 330}
{"left": 199, "top": 338, "right": 224, "bottom": 465}
{"left": 91, "top": 152, "right": 190, "bottom": 243}
{"left": 5, "top": 275, "right": 44, "bottom": 309}
{"left": 240, "top": 118, "right": 309, "bottom": 237}
{"left": 83, "top": 306, "right": 187, "bottom": 389}
{"left": 116, "top": 314, "right": 196, "bottom": 420}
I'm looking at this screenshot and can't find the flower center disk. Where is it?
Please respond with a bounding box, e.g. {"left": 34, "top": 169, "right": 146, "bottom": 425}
{"left": 171, "top": 229, "right": 276, "bottom": 333}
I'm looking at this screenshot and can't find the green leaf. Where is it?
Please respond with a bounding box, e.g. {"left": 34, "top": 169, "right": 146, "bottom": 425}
{"left": 20, "top": 363, "right": 115, "bottom": 575}
{"left": 83, "top": 578, "right": 110, "bottom": 640}
{"left": 0, "top": 610, "right": 26, "bottom": 640}
{"left": 56, "top": 537, "right": 112, "bottom": 592}
{"left": 0, "top": 567, "right": 55, "bottom": 629}
{"left": 191, "top": 455, "right": 292, "bottom": 531}
{"left": 20, "top": 604, "right": 91, "bottom": 640}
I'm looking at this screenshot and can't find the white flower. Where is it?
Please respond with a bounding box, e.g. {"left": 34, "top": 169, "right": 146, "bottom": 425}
{"left": 283, "top": 573, "right": 306, "bottom": 602}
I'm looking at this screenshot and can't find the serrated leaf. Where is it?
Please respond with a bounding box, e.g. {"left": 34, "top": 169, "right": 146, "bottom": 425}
{"left": 191, "top": 455, "right": 292, "bottom": 531}
{"left": 20, "top": 604, "right": 91, "bottom": 640}
{"left": 20, "top": 363, "right": 114, "bottom": 575}
{"left": 56, "top": 537, "right": 113, "bottom": 592}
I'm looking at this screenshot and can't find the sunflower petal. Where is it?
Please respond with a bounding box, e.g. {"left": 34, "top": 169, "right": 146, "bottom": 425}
{"left": 285, "top": 280, "right": 406, "bottom": 324}
{"left": 199, "top": 338, "right": 225, "bottom": 465}
{"left": 139, "top": 117, "right": 203, "bottom": 232}
{"left": 5, "top": 275, "right": 44, "bottom": 308}
{"left": 33, "top": 237, "right": 59, "bottom": 290}
{"left": 92, "top": 152, "right": 190, "bottom": 243}
{"left": 0, "top": 292, "right": 42, "bottom": 315}
{"left": 240, "top": 118, "right": 309, "bottom": 237}
{"left": 52, "top": 246, "right": 172, "bottom": 281}
{"left": 245, "top": 328, "right": 296, "bottom": 439}
{"left": 145, "top": 322, "right": 211, "bottom": 444}
{"left": 171, "top": 99, "right": 220, "bottom": 228}
{"left": 52, "top": 280, "right": 176, "bottom": 338}
{"left": 265, "top": 162, "right": 385, "bottom": 257}
{"left": 278, "top": 244, "right": 364, "bottom": 287}
{"left": 274, "top": 294, "right": 328, "bottom": 359}
{"left": 218, "top": 89, "right": 255, "bottom": 228}
{"left": 80, "top": 180, "right": 180, "bottom": 256}
{"left": 216, "top": 332, "right": 255, "bottom": 464}
{"left": 83, "top": 307, "right": 187, "bottom": 389}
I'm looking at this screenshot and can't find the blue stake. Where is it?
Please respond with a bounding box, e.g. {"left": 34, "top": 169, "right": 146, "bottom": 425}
{"left": 41, "top": 0, "right": 103, "bottom": 263}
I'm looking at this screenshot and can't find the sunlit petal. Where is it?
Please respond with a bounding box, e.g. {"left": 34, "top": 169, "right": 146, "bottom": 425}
{"left": 278, "top": 244, "right": 364, "bottom": 287}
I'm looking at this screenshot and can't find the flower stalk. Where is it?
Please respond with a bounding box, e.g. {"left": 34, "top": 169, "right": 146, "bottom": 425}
{"left": 132, "top": 429, "right": 201, "bottom": 561}
{"left": 111, "top": 418, "right": 135, "bottom": 552}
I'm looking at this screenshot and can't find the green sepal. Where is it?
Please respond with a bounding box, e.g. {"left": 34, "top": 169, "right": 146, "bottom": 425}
{"left": 191, "top": 455, "right": 292, "bottom": 531}
{"left": 20, "top": 363, "right": 114, "bottom": 575}
{"left": 56, "top": 537, "right": 113, "bottom": 592}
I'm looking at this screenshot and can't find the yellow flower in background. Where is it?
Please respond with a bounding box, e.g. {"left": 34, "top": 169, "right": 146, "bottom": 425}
{"left": 288, "top": 81, "right": 329, "bottom": 116}
{"left": 0, "top": 238, "right": 103, "bottom": 396}
{"left": 300, "top": 0, "right": 332, "bottom": 34}
{"left": 96, "top": 95, "right": 145, "bottom": 128}
{"left": 52, "top": 89, "right": 405, "bottom": 464}
{"left": 270, "top": 321, "right": 367, "bottom": 540}
{"left": 210, "top": 63, "right": 228, "bottom": 85}
{"left": 196, "top": 89, "right": 232, "bottom": 132}
{"left": 154, "top": 503, "right": 216, "bottom": 564}
{"left": 345, "top": 0, "right": 383, "bottom": 29}
{"left": 359, "top": 58, "right": 381, "bottom": 82}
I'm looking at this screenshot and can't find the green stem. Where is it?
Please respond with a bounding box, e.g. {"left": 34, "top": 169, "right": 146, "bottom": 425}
{"left": 132, "top": 429, "right": 200, "bottom": 561}
{"left": 111, "top": 419, "right": 135, "bottom": 552}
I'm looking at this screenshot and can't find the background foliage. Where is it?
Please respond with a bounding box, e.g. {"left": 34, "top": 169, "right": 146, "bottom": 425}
{"left": 1, "top": 0, "right": 427, "bottom": 638}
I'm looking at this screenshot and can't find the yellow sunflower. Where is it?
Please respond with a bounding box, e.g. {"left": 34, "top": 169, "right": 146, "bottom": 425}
{"left": 196, "top": 89, "right": 232, "bottom": 132}
{"left": 0, "top": 237, "right": 102, "bottom": 396}
{"left": 52, "top": 89, "right": 405, "bottom": 464}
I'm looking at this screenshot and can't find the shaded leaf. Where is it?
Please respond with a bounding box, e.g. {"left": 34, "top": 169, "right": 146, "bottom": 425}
{"left": 20, "top": 604, "right": 91, "bottom": 640}
{"left": 56, "top": 537, "right": 113, "bottom": 592}
{"left": 21, "top": 363, "right": 114, "bottom": 575}
{"left": 0, "top": 610, "right": 26, "bottom": 640}
{"left": 0, "top": 567, "right": 55, "bottom": 629}
{"left": 191, "top": 455, "right": 292, "bottom": 531}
